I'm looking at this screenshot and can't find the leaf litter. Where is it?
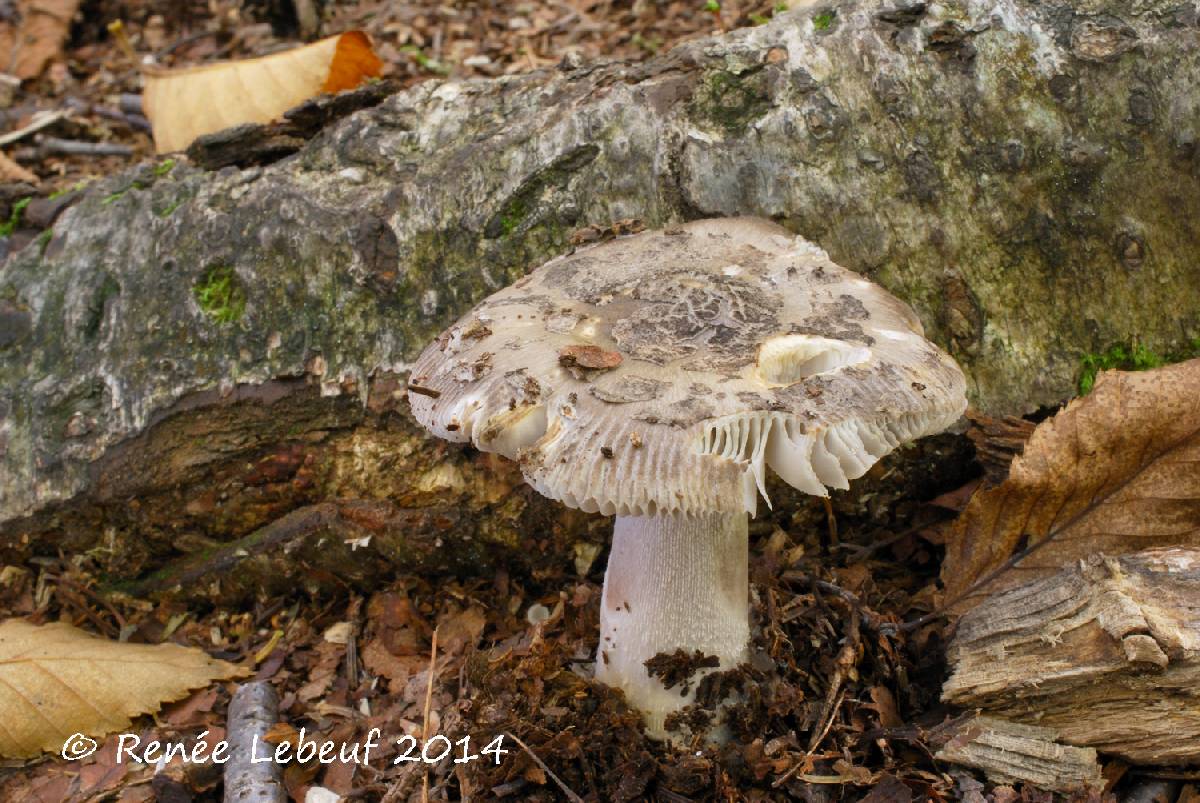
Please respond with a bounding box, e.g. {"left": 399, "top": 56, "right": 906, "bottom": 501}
{"left": 0, "top": 430, "right": 988, "bottom": 800}
{"left": 2, "top": 366, "right": 1199, "bottom": 798}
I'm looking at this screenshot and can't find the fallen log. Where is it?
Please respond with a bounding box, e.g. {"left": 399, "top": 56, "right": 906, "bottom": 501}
{"left": 2, "top": 0, "right": 1198, "bottom": 593}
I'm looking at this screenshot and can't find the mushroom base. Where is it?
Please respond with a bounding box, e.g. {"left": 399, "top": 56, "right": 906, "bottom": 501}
{"left": 596, "top": 511, "right": 749, "bottom": 740}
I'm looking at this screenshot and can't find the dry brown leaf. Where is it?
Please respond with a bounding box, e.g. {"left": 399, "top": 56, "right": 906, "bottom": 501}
{"left": 867, "top": 686, "right": 902, "bottom": 729}
{"left": 942, "top": 359, "right": 1200, "bottom": 613}
{"left": 0, "top": 150, "right": 38, "bottom": 184}
{"left": 0, "top": 619, "right": 247, "bottom": 758}
{"left": 142, "top": 31, "right": 383, "bottom": 153}
{"left": 437, "top": 605, "right": 486, "bottom": 655}
{"left": 0, "top": 0, "right": 81, "bottom": 79}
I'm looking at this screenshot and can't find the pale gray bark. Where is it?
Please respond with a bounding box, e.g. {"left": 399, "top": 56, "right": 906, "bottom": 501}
{"left": 224, "top": 682, "right": 286, "bottom": 803}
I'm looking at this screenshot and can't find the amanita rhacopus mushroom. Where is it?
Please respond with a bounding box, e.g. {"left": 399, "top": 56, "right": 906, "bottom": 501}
{"left": 407, "top": 218, "right": 967, "bottom": 737}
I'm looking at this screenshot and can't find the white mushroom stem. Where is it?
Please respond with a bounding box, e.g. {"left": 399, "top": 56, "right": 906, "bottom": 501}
{"left": 596, "top": 511, "right": 749, "bottom": 738}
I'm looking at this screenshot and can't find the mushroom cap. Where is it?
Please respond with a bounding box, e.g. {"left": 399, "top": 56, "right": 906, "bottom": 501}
{"left": 408, "top": 218, "right": 966, "bottom": 516}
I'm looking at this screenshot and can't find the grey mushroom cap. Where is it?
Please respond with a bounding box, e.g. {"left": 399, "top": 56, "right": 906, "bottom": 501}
{"left": 408, "top": 218, "right": 967, "bottom": 517}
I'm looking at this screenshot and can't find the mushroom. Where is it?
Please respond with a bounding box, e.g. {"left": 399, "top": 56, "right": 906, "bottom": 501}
{"left": 407, "top": 218, "right": 967, "bottom": 738}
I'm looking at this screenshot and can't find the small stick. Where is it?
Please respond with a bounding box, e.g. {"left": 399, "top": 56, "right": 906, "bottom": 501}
{"left": 37, "top": 138, "right": 135, "bottom": 157}
{"left": 92, "top": 107, "right": 152, "bottom": 131}
{"left": 224, "top": 682, "right": 286, "bottom": 803}
{"left": 806, "top": 607, "right": 860, "bottom": 753}
{"left": 772, "top": 744, "right": 841, "bottom": 788}
{"left": 821, "top": 498, "right": 839, "bottom": 546}
{"left": 421, "top": 627, "right": 439, "bottom": 803}
{"left": 0, "top": 110, "right": 69, "bottom": 147}
{"left": 118, "top": 94, "right": 144, "bottom": 115}
{"left": 48, "top": 574, "right": 127, "bottom": 629}
{"left": 63, "top": 98, "right": 152, "bottom": 132}
{"left": 504, "top": 731, "right": 585, "bottom": 803}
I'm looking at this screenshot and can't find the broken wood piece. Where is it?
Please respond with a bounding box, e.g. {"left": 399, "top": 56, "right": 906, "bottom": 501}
{"left": 224, "top": 681, "right": 286, "bottom": 803}
{"left": 943, "top": 548, "right": 1200, "bottom": 766}
{"left": 934, "top": 715, "right": 1102, "bottom": 792}
{"left": 962, "top": 408, "right": 1034, "bottom": 486}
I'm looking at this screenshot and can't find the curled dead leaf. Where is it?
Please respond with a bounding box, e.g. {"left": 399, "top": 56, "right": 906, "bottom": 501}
{"left": 942, "top": 359, "right": 1200, "bottom": 614}
{"left": 0, "top": 150, "right": 38, "bottom": 184}
{"left": 142, "top": 31, "right": 383, "bottom": 153}
{"left": 0, "top": 619, "right": 247, "bottom": 758}
{"left": 0, "top": 0, "right": 81, "bottom": 80}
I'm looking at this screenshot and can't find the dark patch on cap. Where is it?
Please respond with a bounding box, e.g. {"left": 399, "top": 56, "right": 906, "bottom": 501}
{"left": 591, "top": 375, "right": 667, "bottom": 404}
{"left": 610, "top": 270, "right": 782, "bottom": 370}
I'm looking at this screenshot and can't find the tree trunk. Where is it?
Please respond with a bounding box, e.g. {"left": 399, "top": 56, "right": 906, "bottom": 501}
{"left": 943, "top": 548, "right": 1200, "bottom": 766}
{"left": 1, "top": 0, "right": 1198, "bottom": 592}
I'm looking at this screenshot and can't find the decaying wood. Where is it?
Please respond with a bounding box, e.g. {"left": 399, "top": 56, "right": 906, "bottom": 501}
{"left": 3, "top": 0, "right": 1199, "bottom": 598}
{"left": 224, "top": 682, "right": 286, "bottom": 803}
{"left": 934, "top": 715, "right": 1102, "bottom": 793}
{"left": 943, "top": 548, "right": 1200, "bottom": 766}
{"left": 963, "top": 409, "right": 1035, "bottom": 487}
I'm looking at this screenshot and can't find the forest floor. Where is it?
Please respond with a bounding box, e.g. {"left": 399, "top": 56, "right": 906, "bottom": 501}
{"left": 1, "top": 0, "right": 784, "bottom": 193}
{"left": 0, "top": 422, "right": 1046, "bottom": 802}
{"left": 0, "top": 412, "right": 1150, "bottom": 802}
{"left": 1, "top": 1, "right": 1195, "bottom": 802}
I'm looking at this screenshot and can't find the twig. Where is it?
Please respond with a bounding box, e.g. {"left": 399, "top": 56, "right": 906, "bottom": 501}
{"left": 64, "top": 97, "right": 151, "bottom": 131}
{"left": 157, "top": 30, "right": 217, "bottom": 58}
{"left": 504, "top": 731, "right": 585, "bottom": 803}
{"left": 772, "top": 743, "right": 842, "bottom": 788}
{"left": 821, "top": 497, "right": 839, "bottom": 545}
{"left": 37, "top": 137, "right": 135, "bottom": 157}
{"left": 118, "top": 94, "right": 144, "bottom": 115}
{"left": 59, "top": 576, "right": 127, "bottom": 630}
{"left": 54, "top": 586, "right": 118, "bottom": 638}
{"left": 832, "top": 516, "right": 943, "bottom": 560}
{"left": 780, "top": 573, "right": 886, "bottom": 631}
{"left": 225, "top": 682, "right": 286, "bottom": 803}
{"left": 0, "top": 110, "right": 69, "bottom": 147}
{"left": 774, "top": 602, "right": 862, "bottom": 788}
{"left": 421, "top": 627, "right": 439, "bottom": 803}
{"left": 807, "top": 607, "right": 860, "bottom": 753}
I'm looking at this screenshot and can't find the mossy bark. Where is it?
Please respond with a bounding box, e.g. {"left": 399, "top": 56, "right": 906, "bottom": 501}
{"left": 1, "top": 0, "right": 1197, "bottom": 596}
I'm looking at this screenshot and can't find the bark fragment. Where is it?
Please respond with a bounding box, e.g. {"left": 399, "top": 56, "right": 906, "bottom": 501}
{"left": 934, "top": 715, "right": 1102, "bottom": 793}
{"left": 943, "top": 548, "right": 1200, "bottom": 766}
